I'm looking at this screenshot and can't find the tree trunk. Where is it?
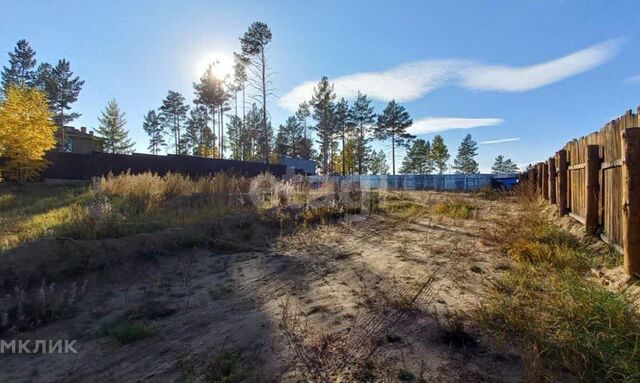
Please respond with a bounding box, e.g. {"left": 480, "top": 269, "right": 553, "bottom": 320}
{"left": 242, "top": 84, "right": 246, "bottom": 161}
{"left": 391, "top": 132, "right": 396, "bottom": 175}
{"left": 261, "top": 48, "right": 268, "bottom": 163}
{"left": 342, "top": 132, "right": 346, "bottom": 176}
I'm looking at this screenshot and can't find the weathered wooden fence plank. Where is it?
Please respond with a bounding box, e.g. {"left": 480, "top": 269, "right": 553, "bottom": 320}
{"left": 558, "top": 150, "right": 568, "bottom": 215}
{"left": 622, "top": 127, "right": 640, "bottom": 276}
{"left": 549, "top": 157, "right": 557, "bottom": 204}
{"left": 585, "top": 145, "right": 601, "bottom": 234}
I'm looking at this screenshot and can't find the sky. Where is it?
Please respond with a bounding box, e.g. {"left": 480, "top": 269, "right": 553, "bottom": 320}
{"left": 1, "top": 0, "right": 639, "bottom": 172}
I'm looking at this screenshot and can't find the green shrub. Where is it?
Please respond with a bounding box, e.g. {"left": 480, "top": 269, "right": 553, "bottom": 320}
{"left": 108, "top": 320, "right": 149, "bottom": 344}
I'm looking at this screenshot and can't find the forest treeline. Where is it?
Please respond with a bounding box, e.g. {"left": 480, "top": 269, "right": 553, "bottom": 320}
{"left": 1, "top": 22, "right": 519, "bottom": 179}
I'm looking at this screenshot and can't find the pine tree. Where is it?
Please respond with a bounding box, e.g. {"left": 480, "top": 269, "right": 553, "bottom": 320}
{"left": 333, "top": 98, "right": 351, "bottom": 175}
{"left": 349, "top": 92, "right": 376, "bottom": 174}
{"left": 184, "top": 105, "right": 208, "bottom": 156}
{"left": 37, "top": 59, "right": 84, "bottom": 151}
{"left": 503, "top": 158, "right": 519, "bottom": 173}
{"left": 310, "top": 76, "right": 336, "bottom": 174}
{"left": 1, "top": 40, "right": 37, "bottom": 92}
{"left": 400, "top": 139, "right": 432, "bottom": 174}
{"left": 492, "top": 155, "right": 519, "bottom": 174}
{"left": 240, "top": 21, "right": 273, "bottom": 163}
{"left": 368, "top": 150, "right": 389, "bottom": 175}
{"left": 430, "top": 135, "right": 450, "bottom": 174}
{"left": 0, "top": 87, "right": 56, "bottom": 182}
{"left": 159, "top": 91, "right": 189, "bottom": 155}
{"left": 242, "top": 104, "right": 261, "bottom": 160}
{"left": 373, "top": 100, "right": 414, "bottom": 175}
{"left": 95, "top": 99, "right": 135, "bottom": 154}
{"left": 274, "top": 116, "right": 304, "bottom": 158}
{"left": 452, "top": 133, "right": 479, "bottom": 174}
{"left": 233, "top": 52, "right": 249, "bottom": 158}
{"left": 226, "top": 115, "right": 243, "bottom": 159}
{"left": 193, "top": 65, "right": 223, "bottom": 155}
{"left": 491, "top": 155, "right": 505, "bottom": 174}
{"left": 142, "top": 110, "right": 165, "bottom": 155}
{"left": 295, "top": 101, "right": 313, "bottom": 160}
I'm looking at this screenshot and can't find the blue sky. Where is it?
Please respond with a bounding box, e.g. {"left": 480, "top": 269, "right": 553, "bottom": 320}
{"left": 1, "top": 0, "right": 639, "bottom": 172}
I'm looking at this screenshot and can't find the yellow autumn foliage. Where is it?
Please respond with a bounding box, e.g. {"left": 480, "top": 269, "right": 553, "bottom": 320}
{"left": 0, "top": 86, "right": 56, "bottom": 182}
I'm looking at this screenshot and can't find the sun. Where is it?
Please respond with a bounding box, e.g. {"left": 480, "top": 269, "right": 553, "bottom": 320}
{"left": 195, "top": 52, "right": 234, "bottom": 80}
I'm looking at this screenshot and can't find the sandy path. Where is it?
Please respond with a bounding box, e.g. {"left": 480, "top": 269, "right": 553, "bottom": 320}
{"left": 0, "top": 192, "right": 525, "bottom": 382}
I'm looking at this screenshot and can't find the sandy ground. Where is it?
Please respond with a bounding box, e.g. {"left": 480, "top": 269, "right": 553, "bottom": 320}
{"left": 0, "top": 191, "right": 526, "bottom": 382}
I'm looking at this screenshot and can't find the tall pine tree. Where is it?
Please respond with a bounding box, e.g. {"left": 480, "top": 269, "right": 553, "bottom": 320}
{"left": 430, "top": 134, "right": 450, "bottom": 174}
{"left": 333, "top": 98, "right": 351, "bottom": 175}
{"left": 295, "top": 101, "right": 313, "bottom": 160}
{"left": 310, "top": 77, "right": 336, "bottom": 174}
{"left": 96, "top": 100, "right": 135, "bottom": 154}
{"left": 37, "top": 59, "right": 85, "bottom": 151}
{"left": 159, "top": 91, "right": 189, "bottom": 155}
{"left": 142, "top": 110, "right": 165, "bottom": 155}
{"left": 240, "top": 22, "right": 273, "bottom": 163}
{"left": 400, "top": 139, "right": 432, "bottom": 174}
{"left": 452, "top": 133, "right": 479, "bottom": 174}
{"left": 349, "top": 92, "right": 376, "bottom": 174}
{"left": 1, "top": 40, "right": 37, "bottom": 92}
{"left": 373, "top": 100, "right": 414, "bottom": 175}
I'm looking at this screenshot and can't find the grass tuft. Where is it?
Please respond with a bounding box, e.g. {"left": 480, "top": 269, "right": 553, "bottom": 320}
{"left": 431, "top": 197, "right": 477, "bottom": 219}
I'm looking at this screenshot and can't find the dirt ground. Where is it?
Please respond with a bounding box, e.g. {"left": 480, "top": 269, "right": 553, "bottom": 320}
{"left": 0, "top": 191, "right": 527, "bottom": 382}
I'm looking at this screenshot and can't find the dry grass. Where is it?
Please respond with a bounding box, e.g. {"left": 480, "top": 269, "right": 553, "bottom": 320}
{"left": 478, "top": 181, "right": 640, "bottom": 382}
{"left": 0, "top": 172, "right": 323, "bottom": 252}
{"left": 431, "top": 197, "right": 477, "bottom": 219}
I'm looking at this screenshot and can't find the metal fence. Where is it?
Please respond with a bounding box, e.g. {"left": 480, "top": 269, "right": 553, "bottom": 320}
{"left": 308, "top": 174, "right": 498, "bottom": 191}
{"left": 43, "top": 151, "right": 288, "bottom": 180}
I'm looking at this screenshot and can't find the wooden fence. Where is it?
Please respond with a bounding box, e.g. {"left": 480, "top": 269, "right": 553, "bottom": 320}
{"left": 525, "top": 107, "right": 640, "bottom": 277}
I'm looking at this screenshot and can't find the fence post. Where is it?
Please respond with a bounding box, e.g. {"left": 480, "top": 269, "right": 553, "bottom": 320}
{"left": 622, "top": 127, "right": 640, "bottom": 277}
{"left": 537, "top": 163, "right": 543, "bottom": 194}
{"left": 542, "top": 163, "right": 549, "bottom": 200}
{"left": 548, "top": 157, "right": 557, "bottom": 204}
{"left": 585, "top": 145, "right": 601, "bottom": 234}
{"left": 558, "top": 149, "right": 568, "bottom": 215}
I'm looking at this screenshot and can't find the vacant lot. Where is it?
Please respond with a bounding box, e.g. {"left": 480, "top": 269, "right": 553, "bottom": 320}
{"left": 1, "top": 179, "right": 638, "bottom": 382}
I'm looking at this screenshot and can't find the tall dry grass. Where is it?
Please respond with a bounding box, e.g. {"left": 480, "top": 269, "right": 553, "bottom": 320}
{"left": 478, "top": 180, "right": 640, "bottom": 382}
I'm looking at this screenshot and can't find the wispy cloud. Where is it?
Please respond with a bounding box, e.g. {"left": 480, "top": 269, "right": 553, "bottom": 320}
{"left": 625, "top": 74, "right": 640, "bottom": 83}
{"left": 279, "top": 40, "right": 621, "bottom": 111}
{"left": 408, "top": 117, "right": 503, "bottom": 135}
{"left": 279, "top": 60, "right": 466, "bottom": 111}
{"left": 460, "top": 40, "right": 620, "bottom": 92}
{"left": 479, "top": 137, "right": 521, "bottom": 144}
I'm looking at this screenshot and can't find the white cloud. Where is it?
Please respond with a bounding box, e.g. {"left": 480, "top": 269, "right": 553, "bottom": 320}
{"left": 625, "top": 74, "right": 640, "bottom": 83}
{"left": 480, "top": 137, "right": 521, "bottom": 144}
{"left": 460, "top": 40, "right": 621, "bottom": 92}
{"left": 279, "top": 60, "right": 466, "bottom": 111}
{"left": 408, "top": 117, "right": 503, "bottom": 135}
{"left": 279, "top": 40, "right": 621, "bottom": 111}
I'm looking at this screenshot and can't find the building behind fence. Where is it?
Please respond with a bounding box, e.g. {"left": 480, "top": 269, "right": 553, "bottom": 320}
{"left": 526, "top": 107, "right": 640, "bottom": 277}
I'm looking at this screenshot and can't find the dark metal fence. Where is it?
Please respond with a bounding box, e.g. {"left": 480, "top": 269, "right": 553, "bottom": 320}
{"left": 42, "top": 151, "right": 287, "bottom": 180}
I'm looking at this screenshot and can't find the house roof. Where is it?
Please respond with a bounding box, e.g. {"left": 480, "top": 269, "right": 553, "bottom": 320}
{"left": 64, "top": 126, "right": 102, "bottom": 141}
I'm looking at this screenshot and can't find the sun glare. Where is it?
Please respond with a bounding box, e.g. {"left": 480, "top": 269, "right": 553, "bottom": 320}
{"left": 195, "top": 52, "right": 234, "bottom": 80}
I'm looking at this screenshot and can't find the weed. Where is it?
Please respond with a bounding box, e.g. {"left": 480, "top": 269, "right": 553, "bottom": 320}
{"left": 204, "top": 351, "right": 245, "bottom": 383}
{"left": 107, "top": 320, "right": 149, "bottom": 344}
{"left": 397, "top": 369, "right": 415, "bottom": 382}
{"left": 431, "top": 198, "right": 477, "bottom": 219}
{"left": 436, "top": 309, "right": 478, "bottom": 349}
